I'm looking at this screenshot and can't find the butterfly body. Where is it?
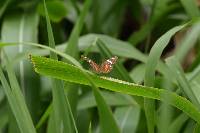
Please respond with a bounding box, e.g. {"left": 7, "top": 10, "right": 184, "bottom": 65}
{"left": 81, "top": 55, "right": 118, "bottom": 73}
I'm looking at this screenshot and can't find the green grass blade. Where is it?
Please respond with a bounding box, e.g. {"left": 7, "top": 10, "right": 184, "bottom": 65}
{"left": 0, "top": 0, "right": 10, "bottom": 18}
{"left": 43, "top": 0, "right": 73, "bottom": 132}
{"left": 36, "top": 103, "right": 52, "bottom": 129}
{"left": 65, "top": 0, "right": 92, "bottom": 58}
{"left": 1, "top": 11, "right": 40, "bottom": 122}
{"left": 30, "top": 55, "right": 200, "bottom": 124}
{"left": 65, "top": 1, "right": 120, "bottom": 132}
{"left": 0, "top": 62, "right": 36, "bottom": 133}
{"left": 0, "top": 41, "right": 81, "bottom": 67}
{"left": 175, "top": 22, "right": 200, "bottom": 62}
{"left": 166, "top": 56, "right": 200, "bottom": 107}
{"left": 36, "top": 91, "right": 134, "bottom": 129}
{"left": 168, "top": 113, "right": 188, "bottom": 133}
{"left": 128, "top": 2, "right": 179, "bottom": 46}
{"left": 44, "top": 0, "right": 57, "bottom": 59}
{"left": 64, "top": 0, "right": 92, "bottom": 122}
{"left": 145, "top": 23, "right": 187, "bottom": 86}
{"left": 91, "top": 86, "right": 121, "bottom": 133}
{"left": 180, "top": 0, "right": 200, "bottom": 18}
{"left": 144, "top": 21, "right": 187, "bottom": 133}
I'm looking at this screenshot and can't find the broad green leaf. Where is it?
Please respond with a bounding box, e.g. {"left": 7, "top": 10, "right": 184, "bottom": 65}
{"left": 30, "top": 55, "right": 200, "bottom": 124}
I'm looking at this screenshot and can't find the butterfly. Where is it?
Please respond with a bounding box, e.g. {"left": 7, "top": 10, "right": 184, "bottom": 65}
{"left": 81, "top": 55, "right": 118, "bottom": 73}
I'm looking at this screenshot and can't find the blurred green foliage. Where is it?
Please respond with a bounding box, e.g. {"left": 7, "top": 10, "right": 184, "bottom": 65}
{"left": 0, "top": 0, "right": 200, "bottom": 133}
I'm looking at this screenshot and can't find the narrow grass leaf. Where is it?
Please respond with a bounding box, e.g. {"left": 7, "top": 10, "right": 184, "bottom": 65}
{"left": 0, "top": 63, "right": 36, "bottom": 133}
{"left": 144, "top": 23, "right": 187, "bottom": 133}
{"left": 65, "top": 0, "right": 92, "bottom": 58}
{"left": 30, "top": 55, "right": 200, "bottom": 124}
{"left": 64, "top": 0, "right": 92, "bottom": 120}
{"left": 128, "top": 1, "right": 179, "bottom": 46}
{"left": 165, "top": 56, "right": 200, "bottom": 108}
{"left": 0, "top": 0, "right": 10, "bottom": 18}
{"left": 36, "top": 103, "right": 52, "bottom": 129}
{"left": 180, "top": 0, "right": 200, "bottom": 18}
{"left": 64, "top": 0, "right": 120, "bottom": 132}
{"left": 175, "top": 22, "right": 200, "bottom": 62}
{"left": 168, "top": 113, "right": 188, "bottom": 133}
{"left": 43, "top": 0, "right": 73, "bottom": 132}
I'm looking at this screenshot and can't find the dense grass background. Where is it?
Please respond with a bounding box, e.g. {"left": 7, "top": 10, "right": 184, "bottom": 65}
{"left": 1, "top": 0, "right": 200, "bottom": 133}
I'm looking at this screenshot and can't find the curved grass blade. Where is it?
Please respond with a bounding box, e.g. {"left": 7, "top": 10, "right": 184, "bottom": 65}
{"left": 166, "top": 56, "right": 200, "bottom": 108}
{"left": 180, "top": 0, "right": 200, "bottom": 18}
{"left": 144, "top": 22, "right": 187, "bottom": 133}
{"left": 175, "top": 22, "right": 200, "bottom": 62}
{"left": 30, "top": 55, "right": 200, "bottom": 124}
{"left": 0, "top": 55, "right": 36, "bottom": 133}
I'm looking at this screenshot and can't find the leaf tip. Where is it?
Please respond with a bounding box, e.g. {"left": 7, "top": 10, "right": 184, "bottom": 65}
{"left": 28, "top": 54, "right": 38, "bottom": 73}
